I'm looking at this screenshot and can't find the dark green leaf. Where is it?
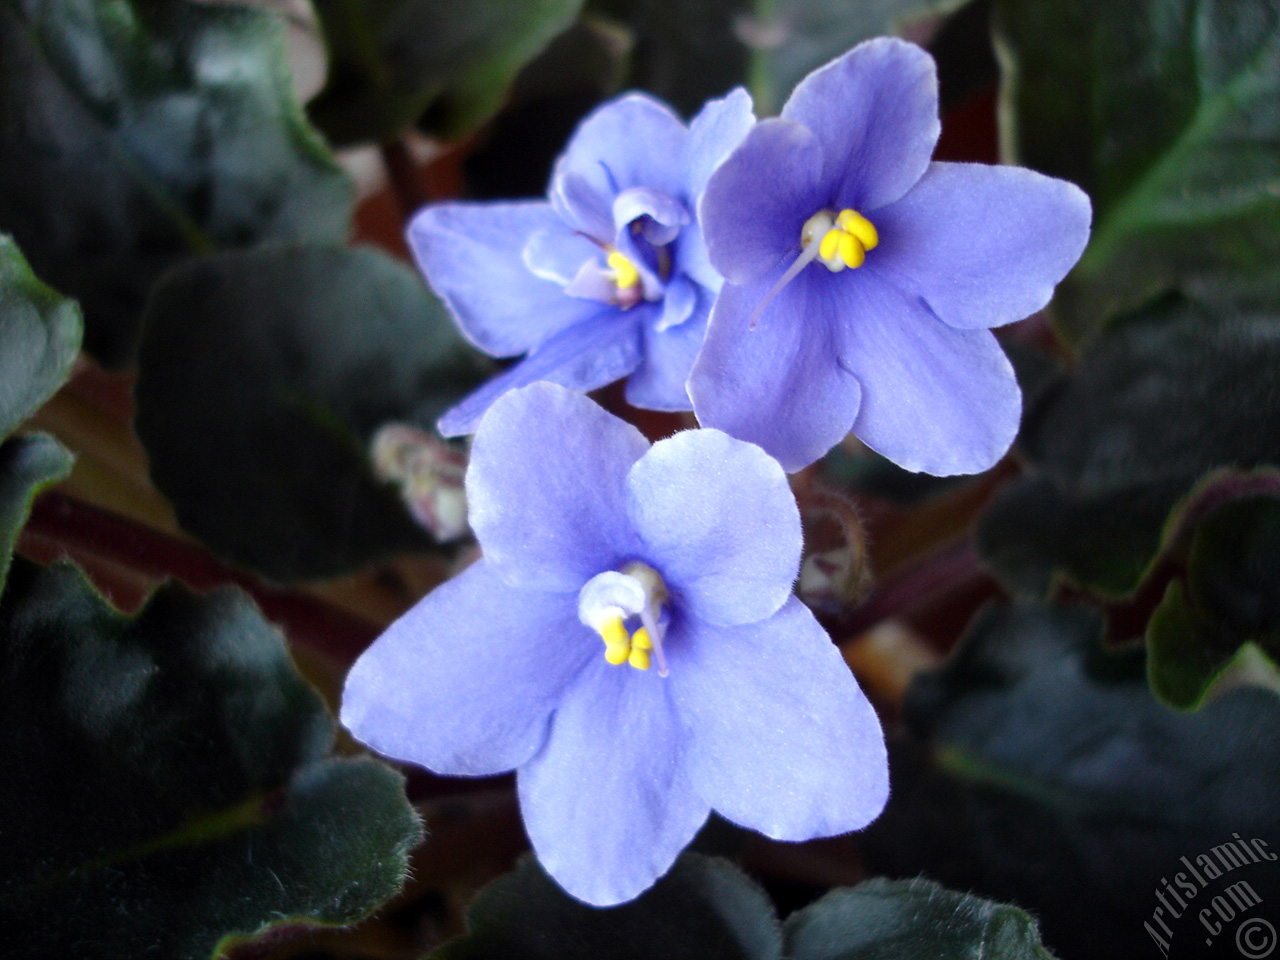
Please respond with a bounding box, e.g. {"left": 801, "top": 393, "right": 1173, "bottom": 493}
{"left": 0, "top": 0, "right": 354, "bottom": 365}
{"left": 135, "top": 243, "right": 485, "bottom": 582}
{"left": 308, "top": 0, "right": 585, "bottom": 145}
{"left": 864, "top": 602, "right": 1280, "bottom": 960}
{"left": 589, "top": 0, "right": 749, "bottom": 116}
{"left": 977, "top": 298, "right": 1280, "bottom": 596}
{"left": 994, "top": 0, "right": 1280, "bottom": 341}
{"left": 1147, "top": 492, "right": 1280, "bottom": 710}
{"left": 0, "top": 235, "right": 83, "bottom": 439}
{"left": 744, "top": 0, "right": 972, "bottom": 115}
{"left": 0, "top": 433, "right": 73, "bottom": 589}
{"left": 592, "top": 0, "right": 965, "bottom": 118}
{"left": 784, "top": 876, "right": 1057, "bottom": 960}
{"left": 430, "top": 853, "right": 782, "bottom": 960}
{"left": 0, "top": 558, "right": 423, "bottom": 960}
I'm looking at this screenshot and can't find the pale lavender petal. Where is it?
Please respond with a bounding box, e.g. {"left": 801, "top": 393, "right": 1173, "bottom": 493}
{"left": 549, "top": 93, "right": 688, "bottom": 236}
{"left": 872, "top": 162, "right": 1092, "bottom": 329}
{"left": 656, "top": 270, "right": 698, "bottom": 331}
{"left": 671, "top": 597, "right": 888, "bottom": 839}
{"left": 624, "top": 291, "right": 705, "bottom": 411}
{"left": 341, "top": 560, "right": 593, "bottom": 777}
{"left": 518, "top": 661, "right": 711, "bottom": 906}
{"left": 782, "top": 37, "right": 939, "bottom": 212}
{"left": 839, "top": 269, "right": 1021, "bottom": 476}
{"left": 550, "top": 171, "right": 613, "bottom": 241}
{"left": 437, "top": 310, "right": 644, "bottom": 437}
{"left": 688, "top": 269, "right": 862, "bottom": 473}
{"left": 673, "top": 222, "right": 722, "bottom": 294}
{"left": 626, "top": 429, "right": 800, "bottom": 627}
{"left": 685, "top": 86, "right": 756, "bottom": 200}
{"left": 524, "top": 228, "right": 601, "bottom": 286}
{"left": 613, "top": 186, "right": 688, "bottom": 246}
{"left": 409, "top": 202, "right": 601, "bottom": 357}
{"left": 466, "top": 382, "right": 649, "bottom": 591}
{"left": 562, "top": 259, "right": 618, "bottom": 303}
{"left": 698, "top": 118, "right": 827, "bottom": 284}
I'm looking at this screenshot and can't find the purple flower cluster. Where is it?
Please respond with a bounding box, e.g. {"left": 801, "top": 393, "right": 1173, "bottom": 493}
{"left": 344, "top": 37, "right": 1091, "bottom": 907}
{"left": 343, "top": 383, "right": 887, "bottom": 906}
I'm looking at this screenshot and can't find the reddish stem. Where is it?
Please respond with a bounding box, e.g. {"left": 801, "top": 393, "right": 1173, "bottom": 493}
{"left": 18, "top": 492, "right": 380, "bottom": 665}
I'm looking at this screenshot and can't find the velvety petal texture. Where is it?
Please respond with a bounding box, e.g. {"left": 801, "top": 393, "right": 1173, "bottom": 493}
{"left": 627, "top": 429, "right": 800, "bottom": 626}
{"left": 410, "top": 202, "right": 602, "bottom": 357}
{"left": 467, "top": 384, "right": 647, "bottom": 591}
{"left": 782, "top": 37, "right": 939, "bottom": 212}
{"left": 671, "top": 597, "right": 889, "bottom": 839}
{"left": 341, "top": 384, "right": 888, "bottom": 908}
{"left": 695, "top": 37, "right": 1089, "bottom": 474}
{"left": 412, "top": 89, "right": 756, "bottom": 433}
{"left": 341, "top": 561, "right": 591, "bottom": 777}
{"left": 518, "top": 662, "right": 710, "bottom": 906}
{"left": 699, "top": 118, "right": 827, "bottom": 284}
{"left": 689, "top": 269, "right": 863, "bottom": 473}
{"left": 872, "top": 162, "right": 1093, "bottom": 329}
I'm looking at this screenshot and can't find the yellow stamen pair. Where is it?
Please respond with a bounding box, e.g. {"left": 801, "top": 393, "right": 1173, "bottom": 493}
{"left": 598, "top": 615, "right": 653, "bottom": 670}
{"left": 815, "top": 209, "right": 879, "bottom": 271}
{"left": 606, "top": 250, "right": 641, "bottom": 293}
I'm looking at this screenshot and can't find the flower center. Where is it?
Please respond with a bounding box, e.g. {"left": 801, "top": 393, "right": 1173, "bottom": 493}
{"left": 605, "top": 249, "right": 645, "bottom": 308}
{"left": 577, "top": 561, "right": 670, "bottom": 676}
{"left": 801, "top": 208, "right": 879, "bottom": 272}
{"left": 744, "top": 207, "right": 880, "bottom": 328}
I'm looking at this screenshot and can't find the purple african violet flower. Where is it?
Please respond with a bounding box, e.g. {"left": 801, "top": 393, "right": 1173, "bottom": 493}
{"left": 341, "top": 382, "right": 888, "bottom": 906}
{"left": 410, "top": 89, "right": 755, "bottom": 437}
{"left": 688, "top": 38, "right": 1092, "bottom": 474}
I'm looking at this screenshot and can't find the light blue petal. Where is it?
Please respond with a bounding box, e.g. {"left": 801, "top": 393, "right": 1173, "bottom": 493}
{"left": 549, "top": 93, "right": 688, "bottom": 237}
{"left": 670, "top": 597, "right": 889, "bottom": 840}
{"left": 872, "top": 162, "right": 1093, "bottom": 329}
{"left": 613, "top": 186, "right": 688, "bottom": 246}
{"left": 673, "top": 219, "right": 722, "bottom": 294}
{"left": 524, "top": 227, "right": 602, "bottom": 286}
{"left": 437, "top": 309, "right": 644, "bottom": 437}
{"left": 685, "top": 86, "right": 756, "bottom": 201}
{"left": 840, "top": 269, "right": 1021, "bottom": 476}
{"left": 697, "top": 118, "right": 827, "bottom": 285}
{"left": 409, "top": 201, "right": 601, "bottom": 357}
{"left": 626, "top": 429, "right": 800, "bottom": 627}
{"left": 340, "top": 560, "right": 592, "bottom": 777}
{"left": 656, "top": 270, "right": 699, "bottom": 332}
{"left": 623, "top": 288, "right": 705, "bottom": 411}
{"left": 781, "top": 38, "right": 939, "bottom": 212}
{"left": 688, "top": 267, "right": 863, "bottom": 473}
{"left": 466, "top": 382, "right": 650, "bottom": 592}
{"left": 550, "top": 171, "right": 613, "bottom": 241}
{"left": 517, "top": 660, "right": 710, "bottom": 906}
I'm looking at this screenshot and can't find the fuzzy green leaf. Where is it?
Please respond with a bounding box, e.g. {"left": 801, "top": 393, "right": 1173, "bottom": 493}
{"left": 134, "top": 243, "right": 485, "bottom": 582}
{"left": 0, "top": 235, "right": 83, "bottom": 439}
{"left": 995, "top": 0, "right": 1280, "bottom": 341}
{"left": 784, "top": 877, "right": 1057, "bottom": 960}
{"left": 0, "top": 559, "right": 422, "bottom": 959}
{"left": 864, "top": 602, "right": 1280, "bottom": 960}
{"left": 0, "top": 0, "right": 353, "bottom": 364}
{"left": 0, "top": 433, "right": 73, "bottom": 590}
{"left": 308, "top": 0, "right": 585, "bottom": 144}
{"left": 430, "top": 854, "right": 782, "bottom": 960}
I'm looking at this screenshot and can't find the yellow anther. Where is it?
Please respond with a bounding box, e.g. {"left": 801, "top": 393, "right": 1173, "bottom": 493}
{"left": 819, "top": 229, "right": 842, "bottom": 263}
{"left": 836, "top": 209, "right": 879, "bottom": 250}
{"left": 838, "top": 231, "right": 865, "bottom": 269}
{"left": 627, "top": 647, "right": 651, "bottom": 671}
{"left": 631, "top": 626, "right": 653, "bottom": 650}
{"left": 599, "top": 615, "right": 629, "bottom": 650}
{"left": 606, "top": 250, "right": 640, "bottom": 291}
{"left": 604, "top": 642, "right": 631, "bottom": 666}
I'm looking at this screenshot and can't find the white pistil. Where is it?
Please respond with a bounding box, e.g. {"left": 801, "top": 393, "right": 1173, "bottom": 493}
{"left": 745, "top": 213, "right": 832, "bottom": 330}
